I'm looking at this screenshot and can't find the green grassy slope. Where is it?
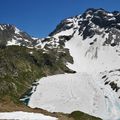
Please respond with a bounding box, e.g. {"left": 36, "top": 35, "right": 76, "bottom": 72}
{"left": 0, "top": 46, "right": 72, "bottom": 102}
{"left": 69, "top": 111, "right": 102, "bottom": 120}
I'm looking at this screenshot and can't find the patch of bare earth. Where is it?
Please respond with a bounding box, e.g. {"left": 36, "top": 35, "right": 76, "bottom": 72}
{"left": 0, "top": 97, "right": 73, "bottom": 120}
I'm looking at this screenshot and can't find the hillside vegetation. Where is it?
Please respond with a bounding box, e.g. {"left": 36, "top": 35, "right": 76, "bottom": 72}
{"left": 0, "top": 46, "right": 73, "bottom": 103}
{"left": 69, "top": 111, "right": 102, "bottom": 120}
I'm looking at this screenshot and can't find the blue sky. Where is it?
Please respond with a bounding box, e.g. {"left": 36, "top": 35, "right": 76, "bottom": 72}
{"left": 0, "top": 0, "right": 120, "bottom": 38}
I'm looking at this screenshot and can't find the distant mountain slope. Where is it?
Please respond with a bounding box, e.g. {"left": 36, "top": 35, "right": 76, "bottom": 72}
{"left": 0, "top": 24, "right": 34, "bottom": 47}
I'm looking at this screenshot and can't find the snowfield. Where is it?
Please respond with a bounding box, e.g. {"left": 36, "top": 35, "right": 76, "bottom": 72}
{"left": 0, "top": 111, "right": 57, "bottom": 120}
{"left": 28, "top": 73, "right": 120, "bottom": 120}
{"left": 28, "top": 73, "right": 107, "bottom": 117}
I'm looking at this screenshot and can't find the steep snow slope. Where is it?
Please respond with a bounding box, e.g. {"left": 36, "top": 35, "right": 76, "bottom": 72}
{"left": 0, "top": 111, "right": 57, "bottom": 120}
{"left": 65, "top": 31, "right": 120, "bottom": 74}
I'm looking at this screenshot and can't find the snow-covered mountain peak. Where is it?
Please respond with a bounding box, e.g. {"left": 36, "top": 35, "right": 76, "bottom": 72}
{"left": 0, "top": 24, "right": 21, "bottom": 34}
{"left": 49, "top": 8, "right": 120, "bottom": 42}
{"left": 0, "top": 24, "right": 36, "bottom": 48}
{"left": 45, "top": 9, "right": 120, "bottom": 59}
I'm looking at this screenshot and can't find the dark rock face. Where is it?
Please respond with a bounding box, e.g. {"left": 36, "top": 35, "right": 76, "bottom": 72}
{"left": 79, "top": 9, "right": 120, "bottom": 40}
{"left": 101, "top": 69, "right": 120, "bottom": 94}
{"left": 103, "top": 28, "right": 120, "bottom": 46}
{"left": 82, "top": 8, "right": 119, "bottom": 28}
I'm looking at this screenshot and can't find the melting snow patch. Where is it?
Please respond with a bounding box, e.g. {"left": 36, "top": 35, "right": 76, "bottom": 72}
{"left": 7, "top": 38, "right": 20, "bottom": 46}
{"left": 0, "top": 111, "right": 57, "bottom": 120}
{"left": 29, "top": 51, "right": 33, "bottom": 54}
{"left": 15, "top": 27, "right": 20, "bottom": 34}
